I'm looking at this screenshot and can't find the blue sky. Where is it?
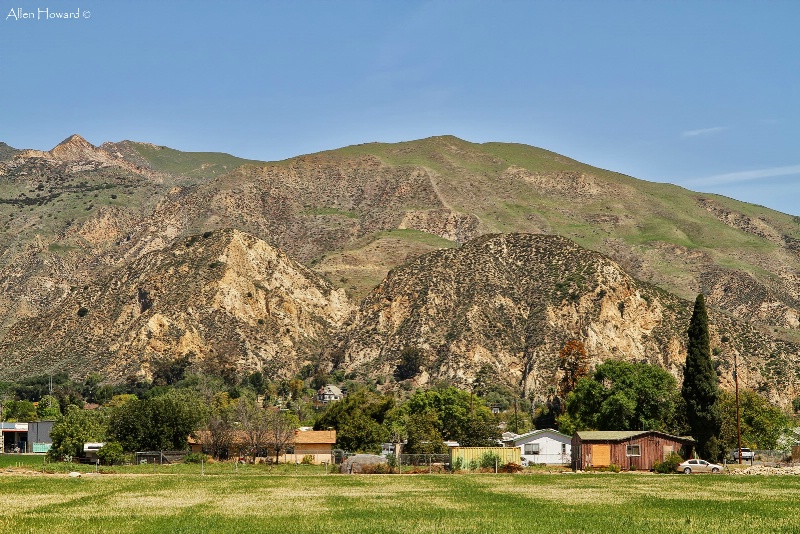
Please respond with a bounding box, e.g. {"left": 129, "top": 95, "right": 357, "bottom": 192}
{"left": 2, "top": 1, "right": 798, "bottom": 215}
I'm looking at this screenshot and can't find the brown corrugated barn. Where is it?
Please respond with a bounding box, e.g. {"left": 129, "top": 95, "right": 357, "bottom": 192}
{"left": 571, "top": 431, "right": 695, "bottom": 471}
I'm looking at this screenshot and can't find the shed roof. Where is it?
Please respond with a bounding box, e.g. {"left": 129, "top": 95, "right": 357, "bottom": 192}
{"left": 294, "top": 429, "right": 337, "bottom": 445}
{"left": 575, "top": 430, "right": 694, "bottom": 443}
{"left": 513, "top": 428, "right": 571, "bottom": 442}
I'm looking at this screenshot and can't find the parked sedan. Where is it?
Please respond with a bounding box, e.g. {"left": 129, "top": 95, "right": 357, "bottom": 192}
{"left": 677, "top": 459, "right": 724, "bottom": 474}
{"left": 733, "top": 447, "right": 754, "bottom": 461}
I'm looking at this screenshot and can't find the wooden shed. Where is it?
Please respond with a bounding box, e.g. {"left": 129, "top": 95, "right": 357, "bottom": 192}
{"left": 571, "top": 431, "right": 694, "bottom": 471}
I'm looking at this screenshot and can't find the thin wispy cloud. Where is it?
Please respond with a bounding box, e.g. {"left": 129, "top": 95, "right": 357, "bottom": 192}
{"left": 681, "top": 126, "right": 727, "bottom": 138}
{"left": 694, "top": 164, "right": 800, "bottom": 186}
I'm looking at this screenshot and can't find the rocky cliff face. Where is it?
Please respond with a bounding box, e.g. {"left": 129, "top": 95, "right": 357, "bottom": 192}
{"left": 0, "top": 229, "right": 354, "bottom": 381}
{"left": 333, "top": 233, "right": 800, "bottom": 405}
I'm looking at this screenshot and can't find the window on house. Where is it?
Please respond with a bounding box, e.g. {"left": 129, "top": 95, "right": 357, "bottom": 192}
{"left": 561, "top": 443, "right": 567, "bottom": 454}
{"left": 626, "top": 444, "right": 641, "bottom": 457}
{"left": 524, "top": 443, "right": 540, "bottom": 455}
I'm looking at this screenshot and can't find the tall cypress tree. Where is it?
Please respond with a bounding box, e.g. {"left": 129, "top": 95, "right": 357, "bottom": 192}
{"left": 681, "top": 294, "right": 722, "bottom": 459}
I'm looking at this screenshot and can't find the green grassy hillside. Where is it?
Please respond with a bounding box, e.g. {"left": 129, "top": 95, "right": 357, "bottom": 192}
{"left": 128, "top": 143, "right": 263, "bottom": 179}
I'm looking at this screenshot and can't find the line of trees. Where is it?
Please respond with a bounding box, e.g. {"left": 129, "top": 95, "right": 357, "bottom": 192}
{"left": 46, "top": 386, "right": 301, "bottom": 463}
{"left": 313, "top": 385, "right": 501, "bottom": 455}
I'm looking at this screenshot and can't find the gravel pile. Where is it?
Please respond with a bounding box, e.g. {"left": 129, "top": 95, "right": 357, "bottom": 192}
{"left": 730, "top": 465, "right": 800, "bottom": 476}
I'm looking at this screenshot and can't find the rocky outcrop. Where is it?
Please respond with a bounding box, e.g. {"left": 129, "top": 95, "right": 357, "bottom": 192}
{"left": 332, "top": 233, "right": 800, "bottom": 405}
{"left": 15, "top": 134, "right": 146, "bottom": 175}
{"left": 0, "top": 229, "right": 354, "bottom": 381}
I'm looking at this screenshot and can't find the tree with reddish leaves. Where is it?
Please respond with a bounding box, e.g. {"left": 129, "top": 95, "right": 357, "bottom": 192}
{"left": 557, "top": 339, "right": 589, "bottom": 405}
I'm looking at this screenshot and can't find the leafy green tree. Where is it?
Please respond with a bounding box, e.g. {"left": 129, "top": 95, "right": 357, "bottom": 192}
{"left": 151, "top": 354, "right": 192, "bottom": 387}
{"left": 718, "top": 390, "right": 792, "bottom": 451}
{"left": 15, "top": 373, "right": 70, "bottom": 401}
{"left": 314, "top": 387, "right": 394, "bottom": 453}
{"left": 121, "top": 375, "right": 153, "bottom": 399}
{"left": 337, "top": 412, "right": 387, "bottom": 454}
{"left": 105, "top": 394, "right": 138, "bottom": 408}
{"left": 7, "top": 400, "right": 37, "bottom": 422}
{"left": 109, "top": 390, "right": 206, "bottom": 451}
{"left": 81, "top": 373, "right": 103, "bottom": 403}
{"left": 94, "top": 385, "right": 117, "bottom": 405}
{"left": 37, "top": 395, "right": 62, "bottom": 420}
{"left": 404, "top": 387, "right": 499, "bottom": 446}
{"left": 97, "top": 441, "right": 125, "bottom": 466}
{"left": 288, "top": 379, "right": 305, "bottom": 400}
{"left": 462, "top": 412, "right": 501, "bottom": 447}
{"left": 0, "top": 383, "right": 13, "bottom": 422}
{"left": 48, "top": 405, "right": 109, "bottom": 460}
{"left": 557, "top": 360, "right": 684, "bottom": 435}
{"left": 682, "top": 294, "right": 722, "bottom": 459}
{"left": 404, "top": 408, "right": 447, "bottom": 454}
{"left": 246, "top": 371, "right": 266, "bottom": 395}
{"left": 54, "top": 383, "right": 85, "bottom": 413}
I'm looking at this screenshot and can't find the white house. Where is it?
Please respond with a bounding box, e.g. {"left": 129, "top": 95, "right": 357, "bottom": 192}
{"left": 512, "top": 429, "right": 572, "bottom": 466}
{"left": 317, "top": 384, "right": 344, "bottom": 404}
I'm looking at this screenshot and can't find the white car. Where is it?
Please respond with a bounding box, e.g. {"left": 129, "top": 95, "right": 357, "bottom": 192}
{"left": 677, "top": 458, "right": 723, "bottom": 474}
{"left": 733, "top": 448, "right": 754, "bottom": 461}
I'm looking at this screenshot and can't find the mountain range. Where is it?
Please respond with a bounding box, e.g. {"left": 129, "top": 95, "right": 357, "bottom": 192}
{"left": 1, "top": 134, "right": 798, "bottom": 405}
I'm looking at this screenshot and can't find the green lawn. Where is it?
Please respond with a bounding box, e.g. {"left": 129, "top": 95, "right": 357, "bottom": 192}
{"left": 0, "top": 466, "right": 798, "bottom": 533}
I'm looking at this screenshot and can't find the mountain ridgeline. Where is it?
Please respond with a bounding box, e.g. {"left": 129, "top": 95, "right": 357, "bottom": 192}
{"left": 0, "top": 134, "right": 798, "bottom": 405}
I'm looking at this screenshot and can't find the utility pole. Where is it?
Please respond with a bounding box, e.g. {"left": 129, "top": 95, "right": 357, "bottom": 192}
{"left": 734, "top": 354, "right": 742, "bottom": 465}
{"left": 513, "top": 399, "right": 519, "bottom": 434}
{"left": 0, "top": 390, "right": 8, "bottom": 454}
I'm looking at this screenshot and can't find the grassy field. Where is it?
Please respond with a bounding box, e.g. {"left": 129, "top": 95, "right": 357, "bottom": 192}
{"left": 1, "top": 458, "right": 799, "bottom": 533}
